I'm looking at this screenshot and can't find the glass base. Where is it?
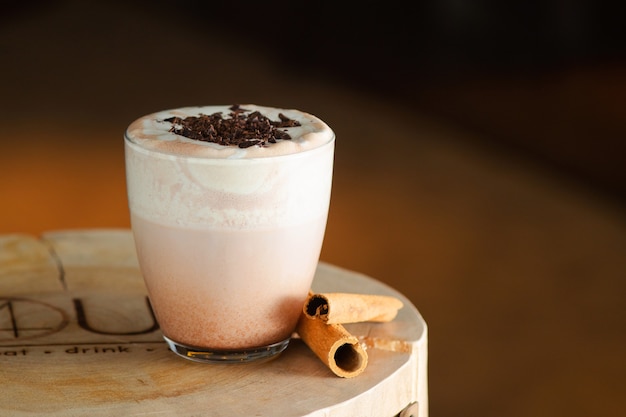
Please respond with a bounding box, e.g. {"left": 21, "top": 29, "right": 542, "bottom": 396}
{"left": 163, "top": 336, "right": 290, "bottom": 363}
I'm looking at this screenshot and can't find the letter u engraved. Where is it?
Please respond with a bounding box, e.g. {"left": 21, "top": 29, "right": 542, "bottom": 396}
{"left": 73, "top": 297, "right": 159, "bottom": 335}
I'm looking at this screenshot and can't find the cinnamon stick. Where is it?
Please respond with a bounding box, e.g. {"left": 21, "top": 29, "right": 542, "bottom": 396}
{"left": 295, "top": 313, "right": 368, "bottom": 378}
{"left": 304, "top": 292, "right": 403, "bottom": 324}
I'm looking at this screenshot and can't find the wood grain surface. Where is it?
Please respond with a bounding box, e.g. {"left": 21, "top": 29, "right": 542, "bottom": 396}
{"left": 0, "top": 230, "right": 427, "bottom": 417}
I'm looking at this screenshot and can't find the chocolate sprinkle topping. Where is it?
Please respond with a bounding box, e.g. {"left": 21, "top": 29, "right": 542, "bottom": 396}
{"left": 163, "top": 104, "right": 301, "bottom": 148}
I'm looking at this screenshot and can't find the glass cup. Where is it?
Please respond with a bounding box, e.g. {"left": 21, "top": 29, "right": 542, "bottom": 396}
{"left": 124, "top": 105, "right": 334, "bottom": 363}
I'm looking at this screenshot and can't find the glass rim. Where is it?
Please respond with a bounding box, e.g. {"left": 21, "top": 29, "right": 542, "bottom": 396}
{"left": 124, "top": 130, "right": 335, "bottom": 163}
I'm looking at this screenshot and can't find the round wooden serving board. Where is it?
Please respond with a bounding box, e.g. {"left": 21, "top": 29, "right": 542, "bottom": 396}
{"left": 0, "top": 229, "right": 427, "bottom": 417}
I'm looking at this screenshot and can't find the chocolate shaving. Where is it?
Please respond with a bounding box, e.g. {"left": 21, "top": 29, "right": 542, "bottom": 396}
{"left": 162, "top": 104, "right": 301, "bottom": 148}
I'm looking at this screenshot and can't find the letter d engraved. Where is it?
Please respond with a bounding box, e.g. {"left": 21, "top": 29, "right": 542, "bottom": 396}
{"left": 0, "top": 300, "right": 18, "bottom": 338}
{"left": 73, "top": 297, "right": 159, "bottom": 336}
{"left": 0, "top": 297, "right": 69, "bottom": 342}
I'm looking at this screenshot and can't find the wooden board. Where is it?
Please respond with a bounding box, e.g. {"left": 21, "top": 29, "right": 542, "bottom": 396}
{"left": 0, "top": 229, "right": 427, "bottom": 417}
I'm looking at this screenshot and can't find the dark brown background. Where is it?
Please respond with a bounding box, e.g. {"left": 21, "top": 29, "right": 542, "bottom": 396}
{"left": 1, "top": 1, "right": 625, "bottom": 416}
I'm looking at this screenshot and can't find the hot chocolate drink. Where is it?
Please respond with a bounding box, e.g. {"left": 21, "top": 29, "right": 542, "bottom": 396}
{"left": 125, "top": 105, "right": 334, "bottom": 362}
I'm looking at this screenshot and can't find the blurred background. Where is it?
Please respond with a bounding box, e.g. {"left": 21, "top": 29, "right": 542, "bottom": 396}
{"left": 1, "top": 1, "right": 625, "bottom": 416}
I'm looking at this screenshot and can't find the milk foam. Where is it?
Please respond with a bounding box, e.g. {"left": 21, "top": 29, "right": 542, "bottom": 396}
{"left": 124, "top": 105, "right": 335, "bottom": 229}
{"left": 125, "top": 104, "right": 334, "bottom": 159}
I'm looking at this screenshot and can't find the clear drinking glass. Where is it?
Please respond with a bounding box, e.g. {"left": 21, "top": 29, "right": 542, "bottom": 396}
{"left": 124, "top": 105, "right": 334, "bottom": 363}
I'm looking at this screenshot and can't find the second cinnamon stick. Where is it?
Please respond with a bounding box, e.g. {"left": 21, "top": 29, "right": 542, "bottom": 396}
{"left": 304, "top": 292, "right": 404, "bottom": 324}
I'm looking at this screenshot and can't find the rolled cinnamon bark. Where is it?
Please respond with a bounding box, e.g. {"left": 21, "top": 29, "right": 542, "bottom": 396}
{"left": 296, "top": 313, "right": 368, "bottom": 378}
{"left": 304, "top": 292, "right": 404, "bottom": 324}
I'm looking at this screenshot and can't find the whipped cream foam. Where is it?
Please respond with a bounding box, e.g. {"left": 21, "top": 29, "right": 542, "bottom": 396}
{"left": 125, "top": 105, "right": 335, "bottom": 229}
{"left": 125, "top": 104, "right": 334, "bottom": 159}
